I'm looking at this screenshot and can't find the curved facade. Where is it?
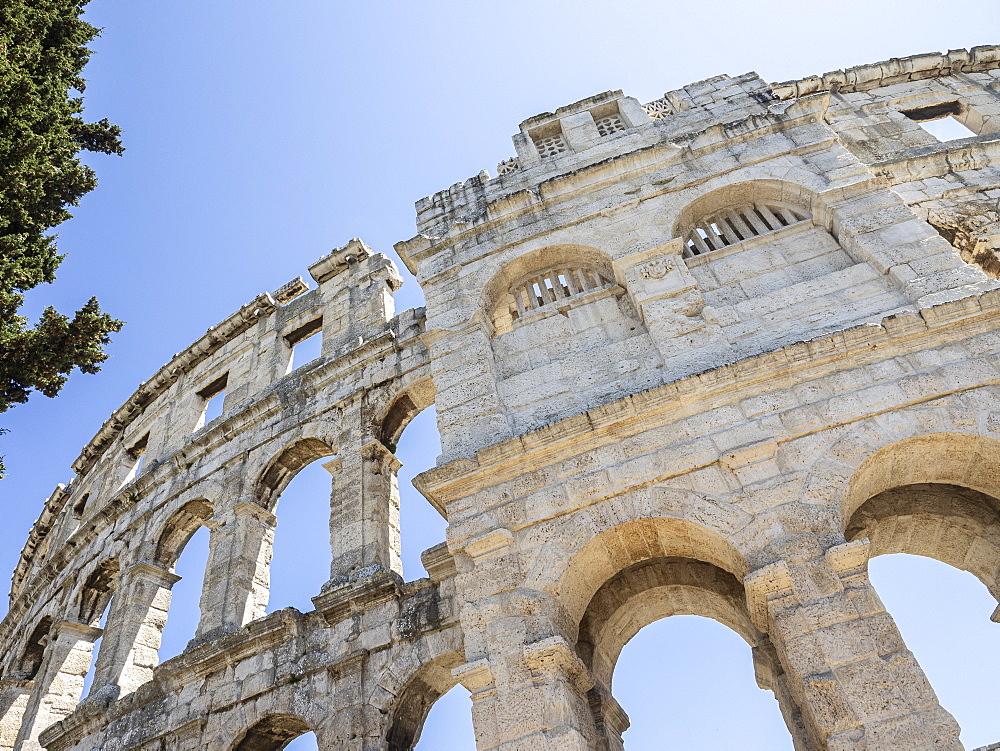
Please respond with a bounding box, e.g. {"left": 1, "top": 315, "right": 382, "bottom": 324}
{"left": 5, "top": 46, "right": 1000, "bottom": 750}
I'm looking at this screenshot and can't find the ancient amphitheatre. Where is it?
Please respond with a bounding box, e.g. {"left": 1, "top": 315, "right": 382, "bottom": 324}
{"left": 4, "top": 44, "right": 1000, "bottom": 749}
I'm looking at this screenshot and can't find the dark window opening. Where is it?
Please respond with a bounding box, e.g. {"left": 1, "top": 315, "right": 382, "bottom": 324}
{"left": 195, "top": 372, "right": 229, "bottom": 429}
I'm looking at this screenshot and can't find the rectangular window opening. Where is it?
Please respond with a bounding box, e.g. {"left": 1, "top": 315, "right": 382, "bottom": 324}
{"left": 73, "top": 493, "right": 90, "bottom": 518}
{"left": 901, "top": 101, "right": 976, "bottom": 142}
{"left": 195, "top": 372, "right": 229, "bottom": 431}
{"left": 285, "top": 317, "right": 323, "bottom": 374}
{"left": 125, "top": 433, "right": 149, "bottom": 483}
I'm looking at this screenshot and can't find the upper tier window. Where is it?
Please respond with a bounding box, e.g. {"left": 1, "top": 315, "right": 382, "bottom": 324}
{"left": 535, "top": 133, "right": 568, "bottom": 159}
{"left": 684, "top": 202, "right": 810, "bottom": 257}
{"left": 507, "top": 266, "right": 613, "bottom": 322}
{"left": 595, "top": 114, "right": 626, "bottom": 137}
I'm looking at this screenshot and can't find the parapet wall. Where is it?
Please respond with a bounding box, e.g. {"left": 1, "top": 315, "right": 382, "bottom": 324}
{"left": 4, "top": 46, "right": 1000, "bottom": 751}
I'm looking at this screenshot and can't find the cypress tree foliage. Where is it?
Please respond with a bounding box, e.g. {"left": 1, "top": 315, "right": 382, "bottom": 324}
{"left": 0, "top": 0, "right": 124, "bottom": 477}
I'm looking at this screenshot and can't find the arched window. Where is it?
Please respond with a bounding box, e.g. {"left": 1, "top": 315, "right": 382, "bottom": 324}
{"left": 481, "top": 245, "right": 622, "bottom": 337}
{"left": 504, "top": 265, "right": 614, "bottom": 324}
{"left": 839, "top": 435, "right": 1000, "bottom": 748}
{"left": 869, "top": 554, "right": 1000, "bottom": 749}
{"left": 683, "top": 201, "right": 810, "bottom": 257}
{"left": 232, "top": 715, "right": 314, "bottom": 751}
{"left": 380, "top": 380, "right": 447, "bottom": 582}
{"left": 384, "top": 653, "right": 473, "bottom": 751}
{"left": 157, "top": 525, "right": 210, "bottom": 661}
{"left": 79, "top": 559, "right": 119, "bottom": 628}
{"left": 263, "top": 441, "right": 338, "bottom": 614}
{"left": 577, "top": 556, "right": 801, "bottom": 749}
{"left": 267, "top": 457, "right": 340, "bottom": 613}
{"left": 413, "top": 685, "right": 474, "bottom": 750}
{"left": 615, "top": 616, "right": 793, "bottom": 748}
{"left": 13, "top": 617, "right": 52, "bottom": 680}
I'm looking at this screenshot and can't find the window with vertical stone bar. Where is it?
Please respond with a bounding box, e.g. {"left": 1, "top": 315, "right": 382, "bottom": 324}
{"left": 503, "top": 266, "right": 613, "bottom": 326}
{"left": 683, "top": 202, "right": 810, "bottom": 258}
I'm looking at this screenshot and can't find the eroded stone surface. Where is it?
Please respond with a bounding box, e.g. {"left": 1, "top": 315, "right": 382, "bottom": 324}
{"left": 5, "top": 46, "right": 1000, "bottom": 750}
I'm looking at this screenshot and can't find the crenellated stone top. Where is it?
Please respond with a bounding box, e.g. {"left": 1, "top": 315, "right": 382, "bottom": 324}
{"left": 400, "top": 45, "right": 1000, "bottom": 264}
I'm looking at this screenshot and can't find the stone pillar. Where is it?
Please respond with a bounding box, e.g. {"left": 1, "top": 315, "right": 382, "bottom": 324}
{"left": 745, "top": 538, "right": 962, "bottom": 750}
{"left": 752, "top": 640, "right": 816, "bottom": 751}
{"left": 87, "top": 562, "right": 180, "bottom": 700}
{"left": 14, "top": 620, "right": 101, "bottom": 751}
{"left": 327, "top": 441, "right": 402, "bottom": 583}
{"left": 453, "top": 660, "right": 500, "bottom": 751}
{"left": 614, "top": 240, "right": 734, "bottom": 381}
{"left": 587, "top": 686, "right": 629, "bottom": 751}
{"left": 195, "top": 502, "right": 275, "bottom": 640}
{"left": 0, "top": 680, "right": 33, "bottom": 750}
{"left": 453, "top": 532, "right": 598, "bottom": 750}
{"left": 455, "top": 636, "right": 596, "bottom": 751}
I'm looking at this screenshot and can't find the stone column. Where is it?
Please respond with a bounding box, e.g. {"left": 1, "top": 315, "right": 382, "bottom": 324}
{"left": 453, "top": 660, "right": 500, "bottom": 751}
{"left": 455, "top": 636, "right": 596, "bottom": 751}
{"left": 453, "top": 531, "right": 598, "bottom": 750}
{"left": 752, "top": 640, "right": 816, "bottom": 751}
{"left": 326, "top": 441, "right": 402, "bottom": 583}
{"left": 195, "top": 502, "right": 275, "bottom": 640}
{"left": 587, "top": 686, "right": 629, "bottom": 751}
{"left": 745, "top": 538, "right": 962, "bottom": 750}
{"left": 0, "top": 679, "right": 33, "bottom": 750}
{"left": 87, "top": 562, "right": 180, "bottom": 700}
{"left": 14, "top": 620, "right": 102, "bottom": 751}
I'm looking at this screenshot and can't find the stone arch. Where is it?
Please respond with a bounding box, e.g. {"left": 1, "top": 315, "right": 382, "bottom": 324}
{"left": 481, "top": 243, "right": 618, "bottom": 334}
{"left": 383, "top": 650, "right": 466, "bottom": 751}
{"left": 672, "top": 179, "right": 816, "bottom": 239}
{"left": 555, "top": 512, "right": 808, "bottom": 750}
{"left": 378, "top": 377, "right": 436, "bottom": 449}
{"left": 578, "top": 558, "right": 761, "bottom": 689}
{"left": 254, "top": 437, "right": 337, "bottom": 511}
{"left": 230, "top": 714, "right": 313, "bottom": 751}
{"left": 841, "top": 432, "right": 1000, "bottom": 524}
{"left": 78, "top": 558, "right": 119, "bottom": 626}
{"left": 532, "top": 487, "right": 753, "bottom": 629}
{"left": 12, "top": 616, "right": 52, "bottom": 680}
{"left": 153, "top": 498, "right": 214, "bottom": 569}
{"left": 838, "top": 432, "right": 1000, "bottom": 604}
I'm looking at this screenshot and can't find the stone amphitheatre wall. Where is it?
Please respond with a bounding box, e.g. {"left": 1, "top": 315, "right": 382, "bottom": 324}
{"left": 4, "top": 46, "right": 1000, "bottom": 750}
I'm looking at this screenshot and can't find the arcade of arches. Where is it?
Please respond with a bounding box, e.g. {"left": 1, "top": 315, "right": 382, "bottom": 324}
{"left": 9, "top": 47, "right": 1000, "bottom": 751}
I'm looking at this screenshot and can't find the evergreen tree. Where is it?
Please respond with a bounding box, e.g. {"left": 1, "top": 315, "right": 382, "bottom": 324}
{"left": 0, "top": 0, "right": 124, "bottom": 477}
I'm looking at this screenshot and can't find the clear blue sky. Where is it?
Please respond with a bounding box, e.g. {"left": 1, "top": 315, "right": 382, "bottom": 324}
{"left": 3, "top": 2, "right": 1000, "bottom": 748}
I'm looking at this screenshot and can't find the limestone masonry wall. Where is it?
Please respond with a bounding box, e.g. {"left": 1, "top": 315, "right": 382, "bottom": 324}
{"left": 5, "top": 46, "right": 1000, "bottom": 750}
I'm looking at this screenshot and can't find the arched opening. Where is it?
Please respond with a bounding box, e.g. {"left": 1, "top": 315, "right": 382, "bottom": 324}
{"left": 259, "top": 438, "right": 337, "bottom": 614}
{"left": 158, "top": 525, "right": 210, "bottom": 660}
{"left": 577, "top": 556, "right": 801, "bottom": 750}
{"left": 413, "top": 686, "right": 473, "bottom": 750}
{"left": 615, "top": 616, "right": 794, "bottom": 748}
{"left": 78, "top": 558, "right": 119, "bottom": 698}
{"left": 231, "top": 714, "right": 313, "bottom": 751}
{"left": 267, "top": 458, "right": 337, "bottom": 613}
{"left": 78, "top": 559, "right": 119, "bottom": 628}
{"left": 846, "top": 482, "right": 1000, "bottom": 601}
{"left": 80, "top": 600, "right": 111, "bottom": 699}
{"left": 869, "top": 554, "right": 1000, "bottom": 749}
{"left": 845, "top": 476, "right": 1000, "bottom": 748}
{"left": 378, "top": 381, "right": 445, "bottom": 582}
{"left": 154, "top": 499, "right": 213, "bottom": 661}
{"left": 256, "top": 438, "right": 336, "bottom": 512}
{"left": 13, "top": 617, "right": 51, "bottom": 680}
{"left": 385, "top": 652, "right": 473, "bottom": 751}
